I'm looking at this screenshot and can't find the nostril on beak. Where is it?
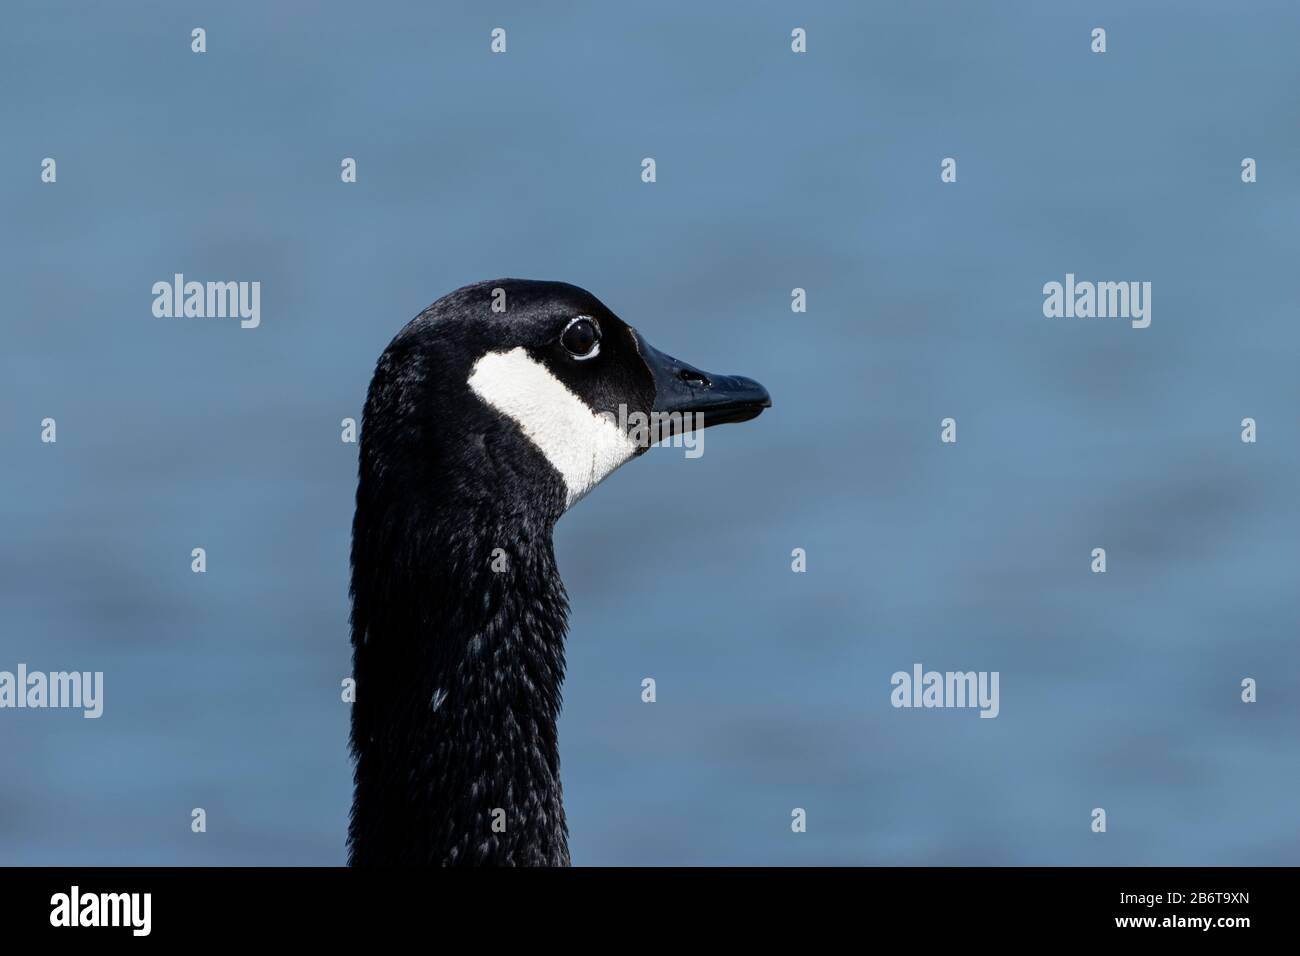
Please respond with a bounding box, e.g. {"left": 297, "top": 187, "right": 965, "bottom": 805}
{"left": 678, "top": 367, "right": 710, "bottom": 388}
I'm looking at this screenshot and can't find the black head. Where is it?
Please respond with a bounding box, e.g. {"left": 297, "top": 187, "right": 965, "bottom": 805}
{"left": 357, "top": 278, "right": 770, "bottom": 525}
{"left": 348, "top": 279, "right": 769, "bottom": 865}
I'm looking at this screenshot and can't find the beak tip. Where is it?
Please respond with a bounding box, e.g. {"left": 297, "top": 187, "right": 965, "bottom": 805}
{"left": 742, "top": 377, "right": 772, "bottom": 411}
{"left": 637, "top": 331, "right": 771, "bottom": 425}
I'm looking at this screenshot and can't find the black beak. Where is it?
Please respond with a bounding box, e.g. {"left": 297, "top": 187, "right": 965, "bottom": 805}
{"left": 633, "top": 330, "right": 772, "bottom": 435}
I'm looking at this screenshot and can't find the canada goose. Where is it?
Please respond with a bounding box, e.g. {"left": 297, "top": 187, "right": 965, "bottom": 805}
{"left": 347, "top": 279, "right": 770, "bottom": 866}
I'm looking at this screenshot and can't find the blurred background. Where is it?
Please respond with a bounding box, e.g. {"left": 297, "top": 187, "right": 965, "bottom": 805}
{"left": 1, "top": 0, "right": 1297, "bottom": 865}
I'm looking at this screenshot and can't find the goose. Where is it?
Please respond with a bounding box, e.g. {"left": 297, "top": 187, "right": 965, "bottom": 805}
{"left": 347, "top": 279, "right": 770, "bottom": 866}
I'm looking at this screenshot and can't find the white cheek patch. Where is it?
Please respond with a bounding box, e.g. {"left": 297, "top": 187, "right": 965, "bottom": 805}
{"left": 468, "top": 347, "right": 639, "bottom": 509}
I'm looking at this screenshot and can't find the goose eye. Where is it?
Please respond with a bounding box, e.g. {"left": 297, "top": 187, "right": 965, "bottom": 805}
{"left": 560, "top": 317, "right": 600, "bottom": 359}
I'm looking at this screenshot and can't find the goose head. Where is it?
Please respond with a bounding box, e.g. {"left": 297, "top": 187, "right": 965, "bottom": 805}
{"left": 358, "top": 278, "right": 771, "bottom": 525}
{"left": 348, "top": 278, "right": 770, "bottom": 866}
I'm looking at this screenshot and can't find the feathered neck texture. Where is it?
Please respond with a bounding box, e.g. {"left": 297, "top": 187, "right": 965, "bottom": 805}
{"left": 347, "top": 486, "right": 572, "bottom": 866}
